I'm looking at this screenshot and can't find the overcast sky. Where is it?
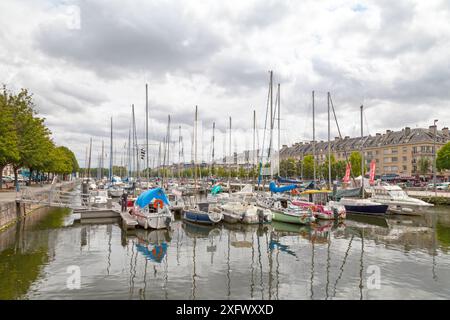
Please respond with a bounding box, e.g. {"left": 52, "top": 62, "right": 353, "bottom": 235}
{"left": 1, "top": 0, "right": 449, "bottom": 168}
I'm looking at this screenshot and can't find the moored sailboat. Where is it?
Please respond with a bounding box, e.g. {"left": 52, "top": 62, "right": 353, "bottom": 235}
{"left": 129, "top": 187, "right": 173, "bottom": 229}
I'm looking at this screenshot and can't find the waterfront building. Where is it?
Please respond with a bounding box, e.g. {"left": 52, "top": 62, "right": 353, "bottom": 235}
{"left": 280, "top": 126, "right": 450, "bottom": 179}
{"left": 1, "top": 164, "right": 14, "bottom": 177}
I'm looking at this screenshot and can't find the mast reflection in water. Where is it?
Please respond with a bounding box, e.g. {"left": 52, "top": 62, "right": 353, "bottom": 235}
{"left": 1, "top": 206, "right": 450, "bottom": 299}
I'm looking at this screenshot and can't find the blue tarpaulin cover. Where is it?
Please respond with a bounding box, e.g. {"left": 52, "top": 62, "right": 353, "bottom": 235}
{"left": 211, "top": 185, "right": 222, "bottom": 195}
{"left": 269, "top": 181, "right": 298, "bottom": 193}
{"left": 135, "top": 188, "right": 170, "bottom": 208}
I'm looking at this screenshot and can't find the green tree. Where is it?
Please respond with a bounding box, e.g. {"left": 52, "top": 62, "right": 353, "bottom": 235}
{"left": 238, "top": 166, "right": 247, "bottom": 179}
{"left": 280, "top": 158, "right": 297, "bottom": 177}
{"left": 437, "top": 142, "right": 450, "bottom": 172}
{"left": 335, "top": 160, "right": 347, "bottom": 180}
{"left": 349, "top": 151, "right": 363, "bottom": 177}
{"left": 302, "top": 155, "right": 314, "bottom": 179}
{"left": 320, "top": 154, "right": 337, "bottom": 180}
{"left": 418, "top": 156, "right": 431, "bottom": 175}
{"left": 0, "top": 86, "right": 19, "bottom": 189}
{"left": 6, "top": 88, "right": 53, "bottom": 187}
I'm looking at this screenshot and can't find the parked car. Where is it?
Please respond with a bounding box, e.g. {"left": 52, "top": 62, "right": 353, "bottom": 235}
{"left": 427, "top": 182, "right": 450, "bottom": 190}
{"left": 437, "top": 182, "right": 450, "bottom": 190}
{"left": 1, "top": 176, "right": 13, "bottom": 183}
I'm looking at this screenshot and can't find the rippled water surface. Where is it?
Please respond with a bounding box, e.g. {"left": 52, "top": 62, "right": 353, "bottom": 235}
{"left": 1, "top": 206, "right": 450, "bottom": 300}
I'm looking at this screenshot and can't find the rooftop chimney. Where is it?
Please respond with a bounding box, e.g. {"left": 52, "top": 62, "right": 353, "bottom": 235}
{"left": 386, "top": 130, "right": 392, "bottom": 134}
{"left": 442, "top": 127, "right": 449, "bottom": 137}
{"left": 404, "top": 127, "right": 411, "bottom": 136}
{"left": 335, "top": 137, "right": 340, "bottom": 141}
{"left": 429, "top": 125, "right": 437, "bottom": 131}
{"left": 344, "top": 136, "right": 350, "bottom": 140}
{"left": 376, "top": 133, "right": 381, "bottom": 137}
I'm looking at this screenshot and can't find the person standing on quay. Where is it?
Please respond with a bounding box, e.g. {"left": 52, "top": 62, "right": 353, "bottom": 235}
{"left": 121, "top": 191, "right": 128, "bottom": 212}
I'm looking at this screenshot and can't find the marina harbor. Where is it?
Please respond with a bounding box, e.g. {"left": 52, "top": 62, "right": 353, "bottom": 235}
{"left": 1, "top": 0, "right": 450, "bottom": 304}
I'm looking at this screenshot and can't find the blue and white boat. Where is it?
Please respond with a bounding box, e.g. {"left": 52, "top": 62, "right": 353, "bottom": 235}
{"left": 130, "top": 188, "right": 173, "bottom": 229}
{"left": 183, "top": 202, "right": 223, "bottom": 225}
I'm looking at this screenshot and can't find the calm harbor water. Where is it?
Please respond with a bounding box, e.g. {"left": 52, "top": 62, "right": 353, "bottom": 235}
{"left": 1, "top": 205, "right": 450, "bottom": 300}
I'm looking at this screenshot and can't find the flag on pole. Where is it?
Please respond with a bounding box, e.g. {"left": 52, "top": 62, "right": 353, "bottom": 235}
{"left": 369, "top": 160, "right": 376, "bottom": 185}
{"left": 343, "top": 162, "right": 351, "bottom": 183}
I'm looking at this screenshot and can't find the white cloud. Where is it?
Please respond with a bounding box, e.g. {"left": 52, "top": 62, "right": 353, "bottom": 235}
{"left": 1, "top": 0, "right": 449, "bottom": 167}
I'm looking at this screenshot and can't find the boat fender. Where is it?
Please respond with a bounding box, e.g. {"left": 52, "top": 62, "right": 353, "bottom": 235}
{"left": 333, "top": 208, "right": 339, "bottom": 219}
{"left": 153, "top": 199, "right": 164, "bottom": 209}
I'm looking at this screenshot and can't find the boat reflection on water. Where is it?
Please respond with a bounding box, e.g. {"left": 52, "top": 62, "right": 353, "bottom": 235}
{"left": 346, "top": 213, "right": 389, "bottom": 228}
{"left": 134, "top": 229, "right": 171, "bottom": 263}
{"left": 182, "top": 220, "right": 221, "bottom": 239}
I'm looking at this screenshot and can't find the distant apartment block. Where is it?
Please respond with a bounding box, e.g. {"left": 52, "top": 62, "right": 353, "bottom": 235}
{"left": 280, "top": 126, "right": 450, "bottom": 178}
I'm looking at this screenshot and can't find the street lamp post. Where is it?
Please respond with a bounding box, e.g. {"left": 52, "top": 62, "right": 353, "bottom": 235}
{"left": 433, "top": 119, "right": 438, "bottom": 197}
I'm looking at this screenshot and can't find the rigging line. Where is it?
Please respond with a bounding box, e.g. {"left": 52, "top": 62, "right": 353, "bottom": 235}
{"left": 267, "top": 84, "right": 279, "bottom": 161}
{"left": 259, "top": 73, "right": 271, "bottom": 166}
{"left": 329, "top": 94, "right": 357, "bottom": 183}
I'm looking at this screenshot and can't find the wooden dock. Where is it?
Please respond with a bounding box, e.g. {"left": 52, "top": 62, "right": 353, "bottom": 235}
{"left": 74, "top": 202, "right": 138, "bottom": 229}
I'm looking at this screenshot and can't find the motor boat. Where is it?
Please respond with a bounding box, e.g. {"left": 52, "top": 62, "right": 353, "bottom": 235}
{"left": 220, "top": 201, "right": 272, "bottom": 224}
{"left": 89, "top": 190, "right": 110, "bottom": 207}
{"left": 129, "top": 188, "right": 173, "bottom": 230}
{"left": 369, "top": 185, "right": 433, "bottom": 214}
{"left": 107, "top": 185, "right": 124, "bottom": 197}
{"left": 338, "top": 198, "right": 388, "bottom": 216}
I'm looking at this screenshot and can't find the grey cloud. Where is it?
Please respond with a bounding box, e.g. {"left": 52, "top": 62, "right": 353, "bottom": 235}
{"left": 53, "top": 81, "right": 109, "bottom": 105}
{"left": 34, "top": 0, "right": 224, "bottom": 79}
{"left": 240, "top": 0, "right": 289, "bottom": 28}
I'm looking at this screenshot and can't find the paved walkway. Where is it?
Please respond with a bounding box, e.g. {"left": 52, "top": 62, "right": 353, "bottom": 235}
{"left": 407, "top": 190, "right": 450, "bottom": 198}
{"left": 0, "top": 182, "right": 76, "bottom": 204}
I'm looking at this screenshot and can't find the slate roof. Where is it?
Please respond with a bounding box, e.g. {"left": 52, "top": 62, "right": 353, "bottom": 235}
{"left": 280, "top": 127, "right": 449, "bottom": 158}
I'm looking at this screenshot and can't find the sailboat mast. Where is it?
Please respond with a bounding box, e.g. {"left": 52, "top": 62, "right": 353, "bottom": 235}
{"left": 328, "top": 92, "right": 332, "bottom": 189}
{"left": 146, "top": 83, "right": 149, "bottom": 184}
{"left": 194, "top": 106, "right": 198, "bottom": 187}
{"left": 128, "top": 129, "right": 131, "bottom": 178}
{"left": 361, "top": 105, "right": 365, "bottom": 198}
{"left": 212, "top": 122, "right": 215, "bottom": 176}
{"left": 269, "top": 71, "right": 273, "bottom": 180}
{"left": 253, "top": 109, "right": 256, "bottom": 184}
{"left": 110, "top": 118, "right": 113, "bottom": 180}
{"left": 132, "top": 104, "right": 140, "bottom": 181}
{"left": 312, "top": 91, "right": 316, "bottom": 187}
{"left": 277, "top": 83, "right": 281, "bottom": 178}
{"left": 101, "top": 140, "right": 104, "bottom": 179}
{"left": 178, "top": 125, "right": 181, "bottom": 180}
{"left": 88, "top": 138, "right": 92, "bottom": 180}
{"left": 158, "top": 141, "right": 161, "bottom": 179}
{"left": 229, "top": 116, "right": 232, "bottom": 185}
{"left": 167, "top": 115, "right": 171, "bottom": 182}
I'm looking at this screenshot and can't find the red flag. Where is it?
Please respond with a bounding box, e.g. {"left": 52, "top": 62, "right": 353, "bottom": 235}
{"left": 343, "top": 162, "right": 351, "bottom": 183}
{"left": 369, "top": 160, "right": 376, "bottom": 185}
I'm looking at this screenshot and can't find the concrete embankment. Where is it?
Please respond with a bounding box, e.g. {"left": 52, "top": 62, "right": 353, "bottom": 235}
{"left": 0, "top": 181, "right": 78, "bottom": 231}
{"left": 407, "top": 190, "right": 450, "bottom": 205}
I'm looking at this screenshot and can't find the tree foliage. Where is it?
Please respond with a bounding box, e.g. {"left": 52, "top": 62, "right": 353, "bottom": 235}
{"left": 0, "top": 86, "right": 79, "bottom": 188}
{"left": 418, "top": 156, "right": 431, "bottom": 175}
{"left": 437, "top": 142, "right": 450, "bottom": 172}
